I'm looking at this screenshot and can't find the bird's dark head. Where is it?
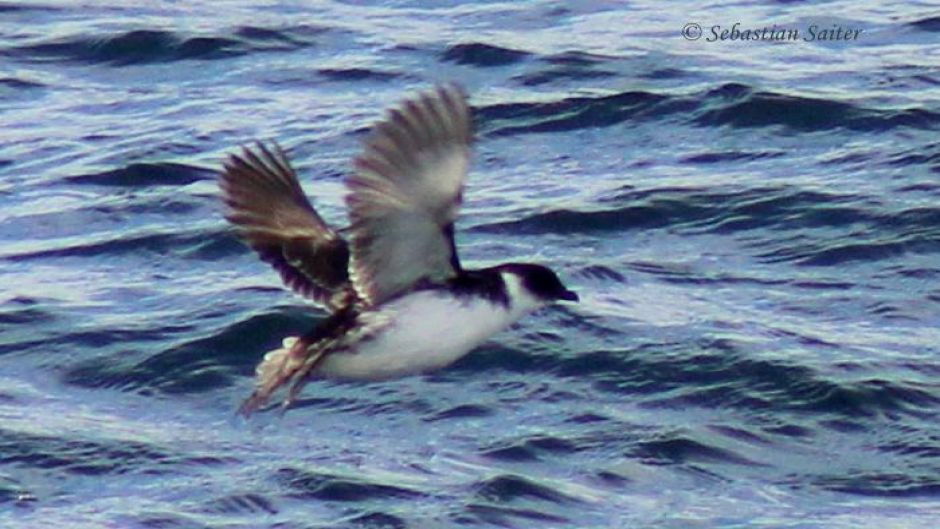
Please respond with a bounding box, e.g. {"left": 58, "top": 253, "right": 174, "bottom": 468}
{"left": 497, "top": 263, "right": 579, "bottom": 304}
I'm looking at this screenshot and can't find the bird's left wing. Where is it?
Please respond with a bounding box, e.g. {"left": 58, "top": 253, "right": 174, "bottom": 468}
{"left": 220, "top": 143, "right": 352, "bottom": 310}
{"left": 345, "top": 84, "right": 473, "bottom": 307}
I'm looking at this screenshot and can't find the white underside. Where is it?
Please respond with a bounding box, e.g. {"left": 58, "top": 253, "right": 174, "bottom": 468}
{"left": 315, "top": 273, "right": 542, "bottom": 380}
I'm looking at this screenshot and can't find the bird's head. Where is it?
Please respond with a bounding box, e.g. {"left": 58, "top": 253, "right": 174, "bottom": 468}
{"left": 496, "top": 263, "right": 579, "bottom": 311}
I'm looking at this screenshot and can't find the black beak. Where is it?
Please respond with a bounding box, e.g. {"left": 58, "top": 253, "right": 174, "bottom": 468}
{"left": 558, "top": 289, "right": 579, "bottom": 302}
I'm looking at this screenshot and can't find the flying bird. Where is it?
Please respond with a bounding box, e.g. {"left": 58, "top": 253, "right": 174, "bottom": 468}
{"left": 220, "top": 84, "right": 578, "bottom": 416}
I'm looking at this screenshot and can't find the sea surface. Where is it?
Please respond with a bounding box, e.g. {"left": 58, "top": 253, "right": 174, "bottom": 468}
{"left": 2, "top": 1, "right": 939, "bottom": 527}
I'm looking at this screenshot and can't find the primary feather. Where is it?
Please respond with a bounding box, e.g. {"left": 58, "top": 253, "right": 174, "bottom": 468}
{"left": 220, "top": 142, "right": 354, "bottom": 310}
{"left": 346, "top": 84, "right": 473, "bottom": 307}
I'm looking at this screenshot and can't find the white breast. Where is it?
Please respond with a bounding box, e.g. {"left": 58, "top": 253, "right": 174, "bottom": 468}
{"left": 316, "top": 274, "right": 542, "bottom": 380}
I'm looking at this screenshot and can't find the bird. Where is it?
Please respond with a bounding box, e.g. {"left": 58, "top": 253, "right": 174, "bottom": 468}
{"left": 219, "top": 84, "right": 578, "bottom": 416}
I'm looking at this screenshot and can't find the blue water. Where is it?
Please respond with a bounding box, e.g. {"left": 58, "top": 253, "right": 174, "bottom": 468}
{"left": 2, "top": 1, "right": 940, "bottom": 527}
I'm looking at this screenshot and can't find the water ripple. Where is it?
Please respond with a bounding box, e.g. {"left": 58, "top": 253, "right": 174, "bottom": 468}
{"left": 6, "top": 26, "right": 319, "bottom": 66}
{"left": 441, "top": 42, "right": 531, "bottom": 67}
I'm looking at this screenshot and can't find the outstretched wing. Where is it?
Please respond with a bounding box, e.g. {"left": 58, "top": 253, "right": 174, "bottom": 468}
{"left": 345, "top": 84, "right": 473, "bottom": 307}
{"left": 220, "top": 142, "right": 352, "bottom": 310}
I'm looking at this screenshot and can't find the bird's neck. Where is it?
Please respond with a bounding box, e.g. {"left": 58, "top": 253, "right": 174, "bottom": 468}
{"left": 498, "top": 271, "right": 545, "bottom": 318}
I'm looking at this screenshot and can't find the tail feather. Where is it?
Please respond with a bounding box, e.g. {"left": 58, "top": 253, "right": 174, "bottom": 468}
{"left": 238, "top": 336, "right": 309, "bottom": 416}
{"left": 238, "top": 308, "right": 357, "bottom": 417}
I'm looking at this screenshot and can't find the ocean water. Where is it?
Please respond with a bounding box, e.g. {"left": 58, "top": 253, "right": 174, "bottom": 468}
{"left": 2, "top": 1, "right": 939, "bottom": 527}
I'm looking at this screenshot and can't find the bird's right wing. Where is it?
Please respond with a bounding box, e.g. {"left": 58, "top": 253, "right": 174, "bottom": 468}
{"left": 220, "top": 143, "right": 352, "bottom": 310}
{"left": 345, "top": 84, "right": 473, "bottom": 307}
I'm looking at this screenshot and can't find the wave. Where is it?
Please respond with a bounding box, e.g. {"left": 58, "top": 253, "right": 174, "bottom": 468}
{"left": 477, "top": 90, "right": 668, "bottom": 136}
{"left": 276, "top": 466, "right": 424, "bottom": 501}
{"left": 315, "top": 67, "right": 404, "bottom": 82}
{"left": 476, "top": 186, "right": 940, "bottom": 266}
{"left": 513, "top": 67, "right": 616, "bottom": 87}
{"left": 66, "top": 162, "right": 214, "bottom": 187}
{"left": 514, "top": 50, "right": 618, "bottom": 86}
{"left": 910, "top": 16, "right": 940, "bottom": 32}
{"left": 0, "top": 77, "right": 45, "bottom": 90}
{"left": 812, "top": 472, "right": 940, "bottom": 497}
{"left": 476, "top": 186, "right": 867, "bottom": 234}
{"left": 0, "top": 296, "right": 54, "bottom": 326}
{"left": 631, "top": 436, "right": 763, "bottom": 466}
{"left": 0, "top": 2, "right": 60, "bottom": 13}
{"left": 886, "top": 142, "right": 940, "bottom": 173}
{"left": 6, "top": 25, "right": 320, "bottom": 65}
{"left": 476, "top": 83, "right": 940, "bottom": 136}
{"left": 0, "top": 427, "right": 230, "bottom": 477}
{"left": 480, "top": 434, "right": 578, "bottom": 462}
{"left": 693, "top": 84, "right": 940, "bottom": 132}
{"left": 476, "top": 473, "right": 580, "bottom": 504}
{"left": 61, "top": 306, "right": 313, "bottom": 394}
{"left": 452, "top": 342, "right": 940, "bottom": 421}
{"left": 441, "top": 42, "right": 531, "bottom": 67}
{"left": 4, "top": 226, "right": 238, "bottom": 262}
{"left": 542, "top": 50, "right": 617, "bottom": 66}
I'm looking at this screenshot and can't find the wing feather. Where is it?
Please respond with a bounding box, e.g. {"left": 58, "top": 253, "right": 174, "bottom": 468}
{"left": 345, "top": 84, "right": 473, "bottom": 306}
{"left": 220, "top": 142, "right": 353, "bottom": 309}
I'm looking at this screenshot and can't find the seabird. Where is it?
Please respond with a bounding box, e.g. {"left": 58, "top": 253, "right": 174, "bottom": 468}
{"left": 220, "top": 84, "right": 578, "bottom": 416}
